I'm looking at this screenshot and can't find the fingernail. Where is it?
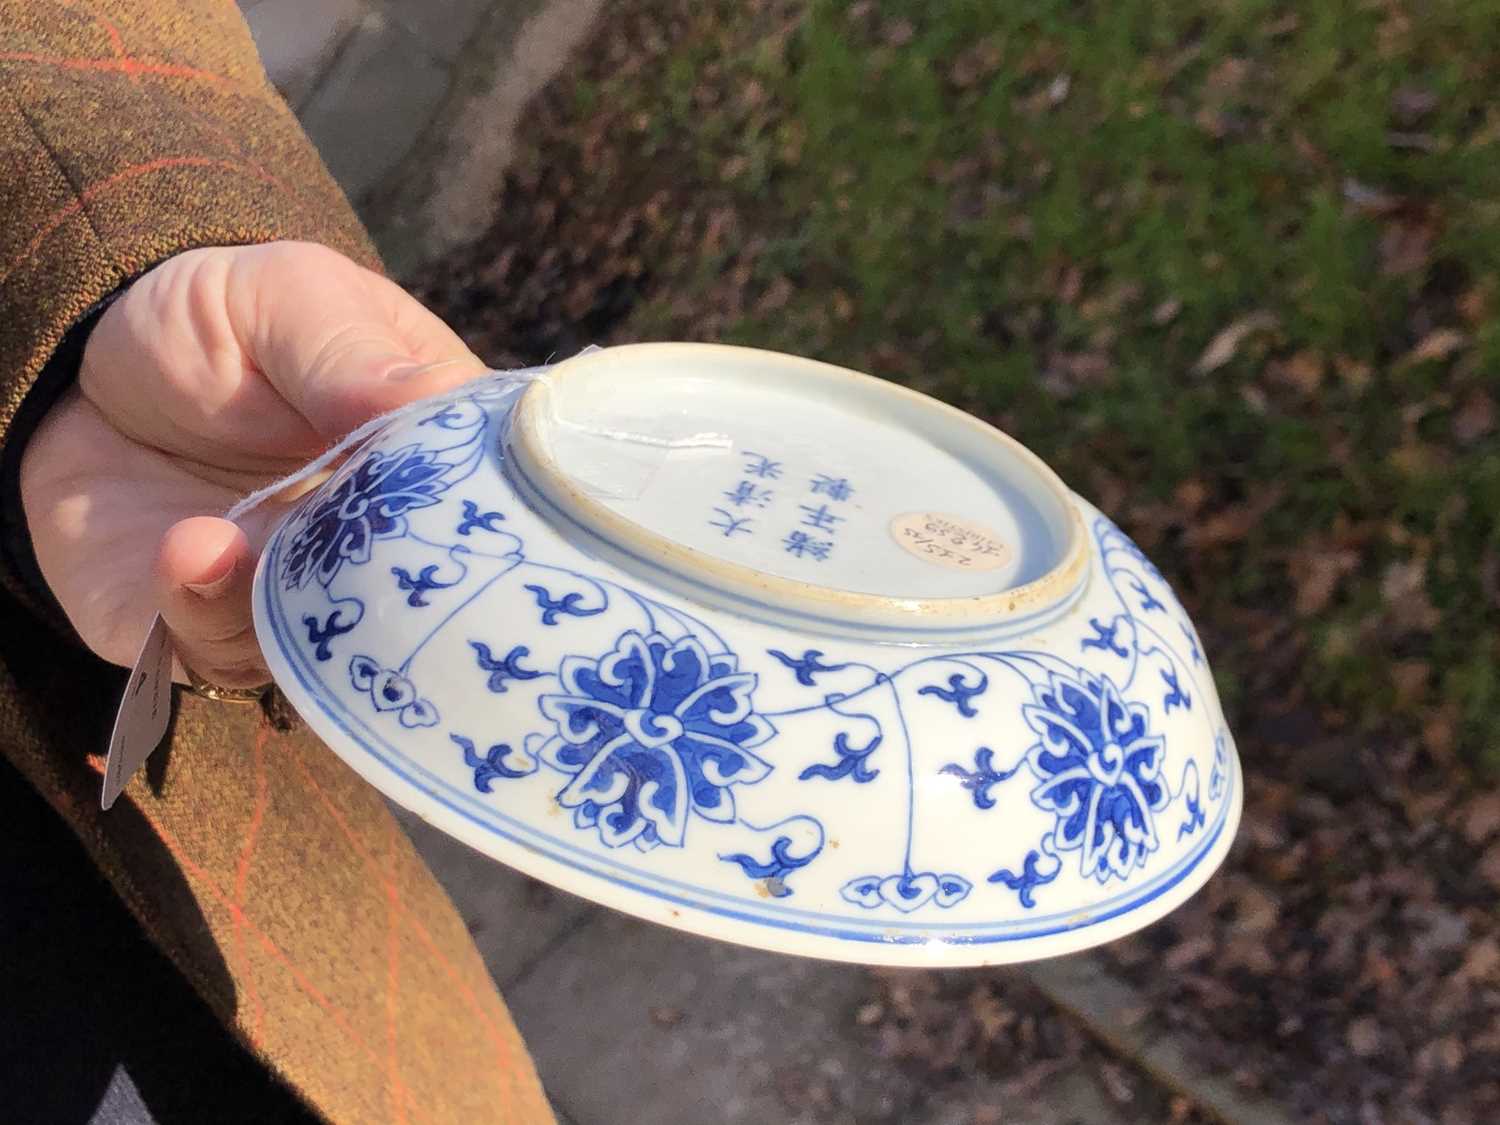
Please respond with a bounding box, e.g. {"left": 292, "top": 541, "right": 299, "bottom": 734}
{"left": 185, "top": 558, "right": 237, "bottom": 599}
{"left": 386, "top": 358, "right": 462, "bottom": 382}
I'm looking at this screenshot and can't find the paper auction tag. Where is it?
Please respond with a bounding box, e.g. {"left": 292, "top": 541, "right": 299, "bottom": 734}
{"left": 101, "top": 613, "right": 174, "bottom": 810}
{"left": 889, "top": 512, "right": 1012, "bottom": 571}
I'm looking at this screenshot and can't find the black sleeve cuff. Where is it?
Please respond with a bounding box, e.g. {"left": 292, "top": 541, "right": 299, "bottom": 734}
{"left": 0, "top": 290, "right": 125, "bottom": 625}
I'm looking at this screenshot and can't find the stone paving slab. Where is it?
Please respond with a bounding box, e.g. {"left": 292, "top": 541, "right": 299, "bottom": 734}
{"left": 375, "top": 0, "right": 494, "bottom": 62}
{"left": 503, "top": 909, "right": 1156, "bottom": 1125}
{"left": 917, "top": 1072, "right": 1135, "bottom": 1125}
{"left": 360, "top": 0, "right": 604, "bottom": 276}
{"left": 1025, "top": 956, "right": 1297, "bottom": 1125}
{"left": 296, "top": 8, "right": 451, "bottom": 202}
{"left": 242, "top": 0, "right": 361, "bottom": 110}
{"left": 504, "top": 910, "right": 912, "bottom": 1125}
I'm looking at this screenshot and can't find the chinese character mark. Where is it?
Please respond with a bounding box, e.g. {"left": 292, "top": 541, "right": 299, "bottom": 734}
{"left": 741, "top": 451, "right": 783, "bottom": 480}
{"left": 709, "top": 508, "right": 755, "bottom": 538}
{"left": 809, "top": 474, "right": 854, "bottom": 502}
{"left": 783, "top": 530, "right": 833, "bottom": 560}
{"left": 799, "top": 503, "right": 844, "bottom": 532}
{"left": 723, "top": 480, "right": 774, "bottom": 508}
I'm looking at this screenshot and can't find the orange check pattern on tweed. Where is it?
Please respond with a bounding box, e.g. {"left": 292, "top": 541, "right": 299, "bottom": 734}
{"left": 0, "top": 3, "right": 554, "bottom": 1122}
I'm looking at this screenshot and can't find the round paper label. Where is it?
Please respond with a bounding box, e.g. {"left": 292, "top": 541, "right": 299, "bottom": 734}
{"left": 889, "top": 512, "right": 1012, "bottom": 571}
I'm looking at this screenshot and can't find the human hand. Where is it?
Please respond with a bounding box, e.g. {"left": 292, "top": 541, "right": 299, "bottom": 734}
{"left": 20, "top": 241, "right": 487, "bottom": 688}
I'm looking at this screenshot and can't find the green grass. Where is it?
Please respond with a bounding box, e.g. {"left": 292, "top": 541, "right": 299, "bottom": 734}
{"left": 511, "top": 0, "right": 1500, "bottom": 769}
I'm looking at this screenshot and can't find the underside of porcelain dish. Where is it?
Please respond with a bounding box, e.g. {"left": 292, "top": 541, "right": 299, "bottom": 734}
{"left": 254, "top": 343, "right": 1241, "bottom": 966}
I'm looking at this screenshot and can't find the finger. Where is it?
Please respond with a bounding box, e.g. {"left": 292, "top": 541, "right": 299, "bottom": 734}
{"left": 155, "top": 517, "right": 267, "bottom": 688}
{"left": 230, "top": 242, "right": 489, "bottom": 439}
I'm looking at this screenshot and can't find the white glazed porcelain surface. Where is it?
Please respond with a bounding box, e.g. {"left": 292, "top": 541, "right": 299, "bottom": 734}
{"left": 253, "top": 343, "right": 1241, "bottom": 966}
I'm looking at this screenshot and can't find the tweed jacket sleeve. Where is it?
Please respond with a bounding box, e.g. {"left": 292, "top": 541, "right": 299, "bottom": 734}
{"left": 0, "top": 0, "right": 378, "bottom": 616}
{"left": 0, "top": 5, "right": 554, "bottom": 1122}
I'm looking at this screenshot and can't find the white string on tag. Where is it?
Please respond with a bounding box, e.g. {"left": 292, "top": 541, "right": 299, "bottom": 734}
{"left": 224, "top": 364, "right": 553, "bottom": 522}
{"left": 102, "top": 362, "right": 555, "bottom": 810}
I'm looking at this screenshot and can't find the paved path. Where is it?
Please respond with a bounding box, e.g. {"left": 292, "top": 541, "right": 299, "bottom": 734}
{"left": 242, "top": 0, "right": 486, "bottom": 204}
{"left": 396, "top": 811, "right": 1148, "bottom": 1125}
{"left": 241, "top": 0, "right": 601, "bottom": 275}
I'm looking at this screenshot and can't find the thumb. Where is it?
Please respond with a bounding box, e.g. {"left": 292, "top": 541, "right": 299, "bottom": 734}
{"left": 233, "top": 242, "right": 488, "bottom": 439}
{"left": 293, "top": 334, "right": 489, "bottom": 439}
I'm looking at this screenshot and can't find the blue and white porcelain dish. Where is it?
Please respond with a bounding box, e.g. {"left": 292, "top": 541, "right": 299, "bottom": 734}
{"left": 252, "top": 343, "right": 1241, "bottom": 967}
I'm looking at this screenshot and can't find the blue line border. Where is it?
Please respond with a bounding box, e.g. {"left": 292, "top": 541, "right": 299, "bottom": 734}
{"left": 261, "top": 521, "right": 1235, "bottom": 946}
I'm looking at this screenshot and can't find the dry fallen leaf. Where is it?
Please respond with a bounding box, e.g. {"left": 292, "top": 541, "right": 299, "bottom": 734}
{"left": 1184, "top": 489, "right": 1283, "bottom": 548}
{"left": 883, "top": 18, "right": 914, "bottom": 46}
{"left": 1456, "top": 937, "right": 1500, "bottom": 984}
{"left": 1400, "top": 328, "right": 1467, "bottom": 366}
{"left": 1452, "top": 388, "right": 1496, "bottom": 444}
{"left": 1342, "top": 177, "right": 1402, "bottom": 216}
{"left": 1193, "top": 311, "right": 1279, "bottom": 373}
{"left": 1381, "top": 559, "right": 1440, "bottom": 634}
{"left": 1391, "top": 85, "right": 1440, "bottom": 126}
{"left": 1346, "top": 1016, "right": 1382, "bottom": 1058}
{"left": 1204, "top": 57, "right": 1250, "bottom": 100}
{"left": 1151, "top": 297, "right": 1182, "bottom": 325}
{"left": 1461, "top": 792, "right": 1500, "bottom": 844}
{"left": 1333, "top": 354, "right": 1374, "bottom": 391}
{"left": 1386, "top": 130, "right": 1440, "bottom": 153}
{"left": 754, "top": 275, "right": 794, "bottom": 313}
{"left": 1390, "top": 660, "right": 1431, "bottom": 706}
{"left": 1231, "top": 883, "right": 1281, "bottom": 936}
{"left": 1289, "top": 547, "right": 1360, "bottom": 616}
{"left": 1479, "top": 839, "right": 1500, "bottom": 890}
{"left": 1263, "top": 12, "right": 1300, "bottom": 36}
{"left": 1379, "top": 219, "right": 1435, "bottom": 276}
{"left": 1266, "top": 349, "right": 1324, "bottom": 395}
{"left": 1163, "top": 935, "right": 1215, "bottom": 971}
{"left": 1458, "top": 282, "right": 1491, "bottom": 324}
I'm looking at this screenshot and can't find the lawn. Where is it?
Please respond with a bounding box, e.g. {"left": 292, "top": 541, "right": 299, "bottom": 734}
{"left": 427, "top": 0, "right": 1500, "bottom": 772}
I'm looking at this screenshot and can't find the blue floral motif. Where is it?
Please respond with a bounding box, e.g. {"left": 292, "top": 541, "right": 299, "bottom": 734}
{"left": 1127, "top": 575, "right": 1165, "bottom": 613}
{"left": 940, "top": 746, "right": 1022, "bottom": 810}
{"left": 450, "top": 733, "right": 536, "bottom": 792}
{"left": 457, "top": 500, "right": 506, "bottom": 536}
{"left": 719, "top": 817, "right": 823, "bottom": 897}
{"left": 282, "top": 445, "right": 454, "bottom": 590}
{"left": 841, "top": 871, "right": 972, "bottom": 913}
{"left": 1180, "top": 622, "right": 1204, "bottom": 666}
{"left": 537, "top": 632, "right": 776, "bottom": 851}
{"left": 987, "top": 847, "right": 1061, "bottom": 909}
{"left": 798, "top": 732, "right": 881, "bottom": 784}
{"left": 917, "top": 670, "right": 988, "bottom": 717}
{"left": 302, "top": 608, "right": 358, "bottom": 661}
{"left": 719, "top": 839, "right": 809, "bottom": 897}
{"left": 1161, "top": 667, "right": 1192, "bottom": 713}
{"left": 766, "top": 648, "right": 851, "bottom": 686}
{"left": 1081, "top": 616, "right": 1130, "bottom": 658}
{"left": 470, "top": 642, "right": 543, "bottom": 694}
{"left": 418, "top": 405, "right": 467, "bottom": 429}
{"left": 523, "top": 583, "right": 605, "bottom": 626}
{"left": 1209, "top": 732, "right": 1228, "bottom": 800}
{"left": 349, "top": 655, "right": 438, "bottom": 728}
{"left": 1022, "top": 669, "right": 1170, "bottom": 883}
{"left": 392, "top": 563, "right": 456, "bottom": 607}
{"left": 1178, "top": 787, "right": 1206, "bottom": 840}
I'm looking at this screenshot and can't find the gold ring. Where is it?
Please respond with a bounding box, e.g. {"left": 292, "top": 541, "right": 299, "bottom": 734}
{"left": 182, "top": 661, "right": 271, "bottom": 705}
